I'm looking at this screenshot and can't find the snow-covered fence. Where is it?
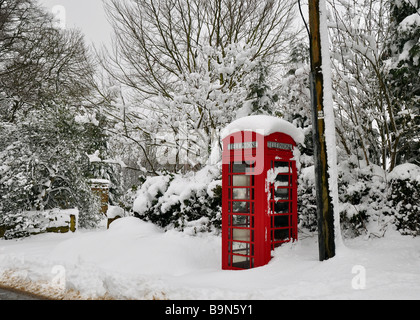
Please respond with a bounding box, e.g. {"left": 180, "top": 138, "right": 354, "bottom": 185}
{"left": 0, "top": 209, "right": 78, "bottom": 239}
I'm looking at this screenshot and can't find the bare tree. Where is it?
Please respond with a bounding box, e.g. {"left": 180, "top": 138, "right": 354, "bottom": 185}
{"left": 99, "top": 0, "right": 300, "bottom": 173}
{"left": 103, "top": 0, "right": 298, "bottom": 99}
{"left": 0, "top": 0, "right": 95, "bottom": 123}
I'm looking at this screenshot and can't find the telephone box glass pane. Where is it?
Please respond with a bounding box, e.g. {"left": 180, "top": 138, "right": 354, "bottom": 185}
{"left": 231, "top": 161, "right": 255, "bottom": 173}
{"left": 274, "top": 215, "right": 289, "bottom": 228}
{"left": 232, "top": 215, "right": 252, "bottom": 228}
{"left": 274, "top": 188, "right": 289, "bottom": 200}
{"left": 232, "top": 201, "right": 250, "bottom": 213}
{"left": 232, "top": 188, "right": 250, "bottom": 200}
{"left": 274, "top": 229, "right": 290, "bottom": 241}
{"left": 232, "top": 175, "right": 251, "bottom": 187}
{"left": 231, "top": 242, "right": 254, "bottom": 256}
{"left": 232, "top": 163, "right": 247, "bottom": 173}
{"left": 232, "top": 161, "right": 256, "bottom": 173}
{"left": 274, "top": 202, "right": 289, "bottom": 213}
{"left": 232, "top": 255, "right": 250, "bottom": 268}
{"left": 275, "top": 161, "right": 289, "bottom": 169}
{"left": 276, "top": 175, "right": 289, "bottom": 186}
{"left": 232, "top": 229, "right": 252, "bottom": 242}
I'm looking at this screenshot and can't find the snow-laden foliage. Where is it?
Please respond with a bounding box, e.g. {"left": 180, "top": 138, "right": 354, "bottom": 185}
{"left": 144, "top": 43, "right": 262, "bottom": 168}
{"left": 277, "top": 40, "right": 312, "bottom": 130}
{"left": 2, "top": 0, "right": 419, "bottom": 242}
{"left": 104, "top": 42, "right": 284, "bottom": 174}
{"left": 328, "top": 0, "right": 419, "bottom": 171}
{"left": 337, "top": 158, "right": 392, "bottom": 238}
{"left": 132, "top": 166, "right": 222, "bottom": 235}
{"left": 0, "top": 0, "right": 118, "bottom": 237}
{"left": 101, "top": 0, "right": 299, "bottom": 174}
{"left": 130, "top": 159, "right": 420, "bottom": 238}
{"left": 298, "top": 158, "right": 420, "bottom": 238}
{"left": 387, "top": 164, "right": 420, "bottom": 236}
{"left": 385, "top": 0, "right": 420, "bottom": 165}
{"left": 0, "top": 110, "right": 105, "bottom": 230}
{"left": 298, "top": 165, "right": 318, "bottom": 233}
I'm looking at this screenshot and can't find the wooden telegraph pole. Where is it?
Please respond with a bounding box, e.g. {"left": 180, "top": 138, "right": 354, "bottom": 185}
{"left": 308, "top": 0, "right": 336, "bottom": 261}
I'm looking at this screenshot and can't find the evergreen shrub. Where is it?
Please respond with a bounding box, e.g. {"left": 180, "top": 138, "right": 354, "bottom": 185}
{"left": 132, "top": 166, "right": 222, "bottom": 234}
{"left": 297, "top": 159, "right": 420, "bottom": 238}
{"left": 387, "top": 164, "right": 420, "bottom": 236}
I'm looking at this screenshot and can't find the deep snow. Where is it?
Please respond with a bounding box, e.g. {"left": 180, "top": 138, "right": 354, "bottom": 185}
{"left": 0, "top": 217, "right": 419, "bottom": 300}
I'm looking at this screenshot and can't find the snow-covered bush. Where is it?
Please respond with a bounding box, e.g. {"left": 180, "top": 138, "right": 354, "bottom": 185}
{"left": 337, "top": 161, "right": 420, "bottom": 238}
{"left": 132, "top": 166, "right": 222, "bottom": 234}
{"left": 0, "top": 110, "right": 106, "bottom": 232}
{"left": 128, "top": 154, "right": 419, "bottom": 239}
{"left": 297, "top": 157, "right": 420, "bottom": 238}
{"left": 387, "top": 164, "right": 420, "bottom": 236}
{"left": 298, "top": 166, "right": 317, "bottom": 232}
{"left": 337, "top": 158, "right": 392, "bottom": 238}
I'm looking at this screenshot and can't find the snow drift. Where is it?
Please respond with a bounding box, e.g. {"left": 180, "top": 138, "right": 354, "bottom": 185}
{"left": 1, "top": 217, "right": 420, "bottom": 300}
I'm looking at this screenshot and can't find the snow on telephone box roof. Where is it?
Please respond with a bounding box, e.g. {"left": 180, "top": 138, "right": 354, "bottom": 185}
{"left": 221, "top": 115, "right": 305, "bottom": 144}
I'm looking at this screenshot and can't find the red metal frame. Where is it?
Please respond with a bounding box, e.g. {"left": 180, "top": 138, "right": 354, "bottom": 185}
{"left": 222, "top": 131, "right": 298, "bottom": 270}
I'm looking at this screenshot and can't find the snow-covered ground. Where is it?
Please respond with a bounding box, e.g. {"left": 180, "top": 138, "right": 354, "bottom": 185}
{"left": 0, "top": 217, "right": 419, "bottom": 300}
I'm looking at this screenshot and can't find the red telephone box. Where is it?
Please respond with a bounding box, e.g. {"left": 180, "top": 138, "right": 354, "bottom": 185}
{"left": 221, "top": 116, "right": 301, "bottom": 270}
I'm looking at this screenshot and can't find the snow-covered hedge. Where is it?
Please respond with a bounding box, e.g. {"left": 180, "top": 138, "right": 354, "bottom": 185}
{"left": 0, "top": 112, "right": 108, "bottom": 231}
{"left": 131, "top": 160, "right": 419, "bottom": 238}
{"left": 298, "top": 159, "right": 420, "bottom": 238}
{"left": 0, "top": 208, "right": 78, "bottom": 239}
{"left": 337, "top": 160, "right": 392, "bottom": 238}
{"left": 298, "top": 166, "right": 318, "bottom": 232}
{"left": 387, "top": 164, "right": 420, "bottom": 236}
{"left": 132, "top": 166, "right": 222, "bottom": 235}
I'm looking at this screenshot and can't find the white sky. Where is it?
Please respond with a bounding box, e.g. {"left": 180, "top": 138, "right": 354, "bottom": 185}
{"left": 38, "top": 0, "right": 113, "bottom": 48}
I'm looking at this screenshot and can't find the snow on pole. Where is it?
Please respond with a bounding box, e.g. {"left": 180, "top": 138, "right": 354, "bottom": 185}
{"left": 319, "top": 0, "right": 343, "bottom": 249}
